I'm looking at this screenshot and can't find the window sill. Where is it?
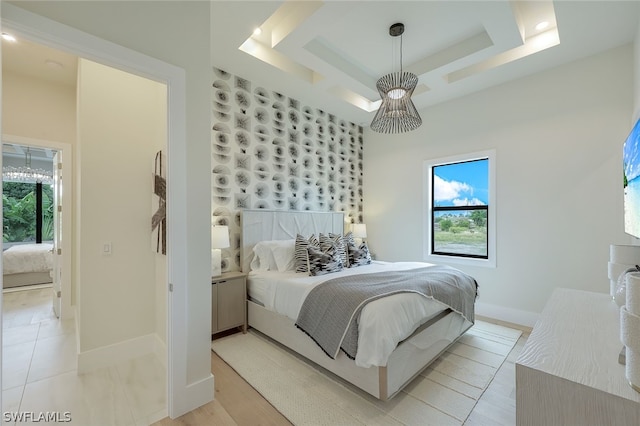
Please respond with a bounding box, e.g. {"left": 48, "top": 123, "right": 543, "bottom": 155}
{"left": 424, "top": 253, "right": 495, "bottom": 268}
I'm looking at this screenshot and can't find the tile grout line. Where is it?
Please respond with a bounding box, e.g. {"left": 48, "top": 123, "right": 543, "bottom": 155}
{"left": 16, "top": 322, "right": 42, "bottom": 415}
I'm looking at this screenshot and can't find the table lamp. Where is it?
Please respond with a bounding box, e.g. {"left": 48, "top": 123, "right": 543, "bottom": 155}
{"left": 211, "top": 225, "right": 230, "bottom": 277}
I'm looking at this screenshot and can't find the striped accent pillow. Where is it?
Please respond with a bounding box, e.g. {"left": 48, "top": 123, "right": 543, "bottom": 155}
{"left": 307, "top": 241, "right": 344, "bottom": 276}
{"left": 344, "top": 232, "right": 372, "bottom": 267}
{"left": 321, "top": 233, "right": 348, "bottom": 268}
{"left": 295, "top": 234, "right": 319, "bottom": 273}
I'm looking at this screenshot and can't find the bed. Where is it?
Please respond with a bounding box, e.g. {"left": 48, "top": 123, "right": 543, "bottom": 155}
{"left": 2, "top": 243, "right": 54, "bottom": 288}
{"left": 241, "top": 209, "right": 477, "bottom": 401}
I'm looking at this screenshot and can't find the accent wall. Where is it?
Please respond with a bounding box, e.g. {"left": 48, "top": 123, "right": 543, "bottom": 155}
{"left": 211, "top": 68, "right": 364, "bottom": 273}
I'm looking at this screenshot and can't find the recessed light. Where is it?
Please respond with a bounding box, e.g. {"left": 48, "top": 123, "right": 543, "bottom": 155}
{"left": 2, "top": 32, "right": 17, "bottom": 42}
{"left": 535, "top": 21, "right": 549, "bottom": 31}
{"left": 253, "top": 27, "right": 262, "bottom": 36}
{"left": 45, "top": 59, "right": 64, "bottom": 70}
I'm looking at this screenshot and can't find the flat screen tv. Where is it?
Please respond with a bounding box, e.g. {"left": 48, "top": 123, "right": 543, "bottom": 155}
{"left": 623, "top": 118, "right": 640, "bottom": 238}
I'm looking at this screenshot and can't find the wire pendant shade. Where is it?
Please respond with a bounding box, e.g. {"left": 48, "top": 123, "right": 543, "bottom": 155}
{"left": 371, "top": 22, "right": 422, "bottom": 134}
{"left": 370, "top": 71, "right": 422, "bottom": 133}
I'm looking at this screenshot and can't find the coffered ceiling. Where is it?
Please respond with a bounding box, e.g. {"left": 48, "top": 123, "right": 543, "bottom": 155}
{"left": 2, "top": 1, "right": 639, "bottom": 132}
{"left": 212, "top": 1, "right": 640, "bottom": 126}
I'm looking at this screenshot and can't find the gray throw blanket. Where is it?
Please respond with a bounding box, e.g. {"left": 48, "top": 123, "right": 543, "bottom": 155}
{"left": 295, "top": 265, "right": 478, "bottom": 360}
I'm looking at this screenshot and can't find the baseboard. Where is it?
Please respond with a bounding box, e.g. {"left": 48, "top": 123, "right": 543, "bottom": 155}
{"left": 475, "top": 301, "right": 539, "bottom": 330}
{"left": 77, "top": 333, "right": 161, "bottom": 373}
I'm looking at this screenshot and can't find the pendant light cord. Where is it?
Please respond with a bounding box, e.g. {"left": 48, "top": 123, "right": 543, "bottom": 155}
{"left": 400, "top": 34, "right": 403, "bottom": 74}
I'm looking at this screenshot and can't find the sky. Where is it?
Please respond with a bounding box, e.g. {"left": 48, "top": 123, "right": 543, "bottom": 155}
{"left": 433, "top": 158, "right": 488, "bottom": 207}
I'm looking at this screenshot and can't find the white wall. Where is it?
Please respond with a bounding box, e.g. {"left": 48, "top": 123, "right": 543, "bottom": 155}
{"left": 76, "top": 58, "right": 163, "bottom": 351}
{"left": 364, "top": 46, "right": 633, "bottom": 326}
{"left": 2, "top": 70, "right": 76, "bottom": 143}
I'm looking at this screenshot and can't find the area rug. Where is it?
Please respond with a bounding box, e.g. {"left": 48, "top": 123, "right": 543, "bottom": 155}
{"left": 212, "top": 321, "right": 522, "bottom": 426}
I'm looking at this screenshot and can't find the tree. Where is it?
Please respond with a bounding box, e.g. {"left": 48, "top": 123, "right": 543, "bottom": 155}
{"left": 470, "top": 210, "right": 487, "bottom": 227}
{"left": 456, "top": 218, "right": 470, "bottom": 228}
{"left": 3, "top": 191, "right": 36, "bottom": 242}
{"left": 440, "top": 218, "right": 453, "bottom": 232}
{"left": 3, "top": 182, "right": 55, "bottom": 242}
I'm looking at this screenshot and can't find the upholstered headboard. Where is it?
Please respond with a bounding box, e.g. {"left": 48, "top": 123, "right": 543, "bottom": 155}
{"left": 240, "top": 209, "right": 345, "bottom": 273}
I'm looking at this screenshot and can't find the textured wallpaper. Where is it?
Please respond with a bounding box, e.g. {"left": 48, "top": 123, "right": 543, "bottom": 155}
{"left": 211, "top": 68, "right": 364, "bottom": 272}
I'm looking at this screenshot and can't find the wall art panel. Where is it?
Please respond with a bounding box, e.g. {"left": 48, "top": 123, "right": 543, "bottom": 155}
{"left": 212, "top": 68, "right": 364, "bottom": 272}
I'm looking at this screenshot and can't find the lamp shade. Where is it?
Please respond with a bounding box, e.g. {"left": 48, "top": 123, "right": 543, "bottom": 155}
{"left": 370, "top": 23, "right": 422, "bottom": 134}
{"left": 211, "top": 225, "right": 230, "bottom": 249}
{"left": 370, "top": 71, "right": 421, "bottom": 134}
{"left": 352, "top": 223, "right": 367, "bottom": 239}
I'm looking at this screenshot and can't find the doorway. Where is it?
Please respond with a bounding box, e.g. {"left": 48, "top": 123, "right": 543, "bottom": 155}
{"left": 2, "top": 141, "right": 64, "bottom": 318}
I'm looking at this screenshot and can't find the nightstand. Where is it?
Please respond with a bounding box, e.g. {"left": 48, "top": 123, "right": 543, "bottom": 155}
{"left": 211, "top": 271, "right": 247, "bottom": 337}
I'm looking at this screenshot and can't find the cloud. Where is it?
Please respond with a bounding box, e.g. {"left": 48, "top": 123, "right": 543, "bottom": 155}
{"left": 434, "top": 175, "right": 472, "bottom": 201}
{"left": 452, "top": 197, "right": 486, "bottom": 206}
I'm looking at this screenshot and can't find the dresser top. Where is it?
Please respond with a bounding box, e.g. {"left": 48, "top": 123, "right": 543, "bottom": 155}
{"left": 517, "top": 288, "right": 640, "bottom": 402}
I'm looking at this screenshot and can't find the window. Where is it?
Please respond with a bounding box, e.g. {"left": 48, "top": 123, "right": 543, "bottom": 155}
{"left": 424, "top": 150, "right": 496, "bottom": 267}
{"left": 3, "top": 181, "right": 54, "bottom": 243}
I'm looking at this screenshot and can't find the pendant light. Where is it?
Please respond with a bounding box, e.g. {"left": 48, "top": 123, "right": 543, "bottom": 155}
{"left": 2, "top": 147, "right": 53, "bottom": 184}
{"left": 370, "top": 23, "right": 422, "bottom": 134}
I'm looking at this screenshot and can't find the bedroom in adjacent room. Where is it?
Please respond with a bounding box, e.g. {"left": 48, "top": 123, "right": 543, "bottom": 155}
{"left": 2, "top": 143, "right": 56, "bottom": 294}
{"left": 2, "top": 142, "right": 64, "bottom": 361}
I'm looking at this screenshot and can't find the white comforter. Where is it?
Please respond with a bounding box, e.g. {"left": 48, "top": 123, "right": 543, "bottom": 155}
{"left": 2, "top": 243, "right": 54, "bottom": 275}
{"left": 248, "top": 261, "right": 451, "bottom": 368}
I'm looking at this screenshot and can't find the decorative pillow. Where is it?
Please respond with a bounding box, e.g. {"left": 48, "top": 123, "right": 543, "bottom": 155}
{"left": 349, "top": 242, "right": 372, "bottom": 267}
{"left": 319, "top": 233, "right": 348, "bottom": 268}
{"left": 294, "top": 234, "right": 319, "bottom": 273}
{"left": 307, "top": 242, "right": 344, "bottom": 276}
{"left": 344, "top": 232, "right": 372, "bottom": 267}
{"left": 328, "top": 232, "right": 349, "bottom": 267}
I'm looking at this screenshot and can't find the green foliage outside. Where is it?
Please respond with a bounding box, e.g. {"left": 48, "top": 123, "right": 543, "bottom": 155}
{"left": 434, "top": 226, "right": 487, "bottom": 256}
{"left": 624, "top": 170, "right": 628, "bottom": 188}
{"left": 434, "top": 210, "right": 488, "bottom": 256}
{"left": 439, "top": 218, "right": 453, "bottom": 231}
{"left": 3, "top": 182, "right": 54, "bottom": 243}
{"left": 470, "top": 210, "right": 487, "bottom": 227}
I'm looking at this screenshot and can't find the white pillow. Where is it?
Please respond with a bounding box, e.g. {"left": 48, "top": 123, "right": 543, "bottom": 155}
{"left": 272, "top": 241, "right": 296, "bottom": 272}
{"left": 250, "top": 239, "right": 295, "bottom": 272}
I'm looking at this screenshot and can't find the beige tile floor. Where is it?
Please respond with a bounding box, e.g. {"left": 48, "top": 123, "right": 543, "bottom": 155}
{"left": 2, "top": 286, "right": 167, "bottom": 425}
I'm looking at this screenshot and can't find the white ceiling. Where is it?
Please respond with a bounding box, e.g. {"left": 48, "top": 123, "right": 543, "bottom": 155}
{"left": 2, "top": 35, "right": 77, "bottom": 88}
{"left": 212, "top": 0, "right": 640, "bottom": 127}
{"left": 1, "top": 1, "right": 638, "bottom": 132}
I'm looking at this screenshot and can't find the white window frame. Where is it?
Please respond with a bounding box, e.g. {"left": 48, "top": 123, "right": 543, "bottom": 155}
{"left": 423, "top": 149, "right": 496, "bottom": 268}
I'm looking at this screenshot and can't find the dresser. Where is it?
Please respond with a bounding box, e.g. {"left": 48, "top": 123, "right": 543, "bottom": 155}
{"left": 211, "top": 271, "right": 247, "bottom": 336}
{"left": 516, "top": 288, "right": 640, "bottom": 425}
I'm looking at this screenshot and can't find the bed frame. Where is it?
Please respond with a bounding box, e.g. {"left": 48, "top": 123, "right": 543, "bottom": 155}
{"left": 240, "top": 209, "right": 472, "bottom": 400}
{"left": 3, "top": 271, "right": 52, "bottom": 288}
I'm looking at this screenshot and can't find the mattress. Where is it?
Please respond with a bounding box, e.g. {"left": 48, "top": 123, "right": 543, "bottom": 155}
{"left": 248, "top": 261, "right": 451, "bottom": 367}
{"left": 2, "top": 243, "right": 54, "bottom": 275}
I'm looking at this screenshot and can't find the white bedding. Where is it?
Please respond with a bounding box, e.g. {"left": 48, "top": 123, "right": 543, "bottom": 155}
{"left": 248, "top": 261, "right": 451, "bottom": 367}
{"left": 2, "top": 243, "right": 54, "bottom": 275}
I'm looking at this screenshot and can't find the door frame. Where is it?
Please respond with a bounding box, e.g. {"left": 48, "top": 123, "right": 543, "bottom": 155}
{"left": 1, "top": 135, "right": 73, "bottom": 320}
{"left": 1, "top": 3, "right": 192, "bottom": 418}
